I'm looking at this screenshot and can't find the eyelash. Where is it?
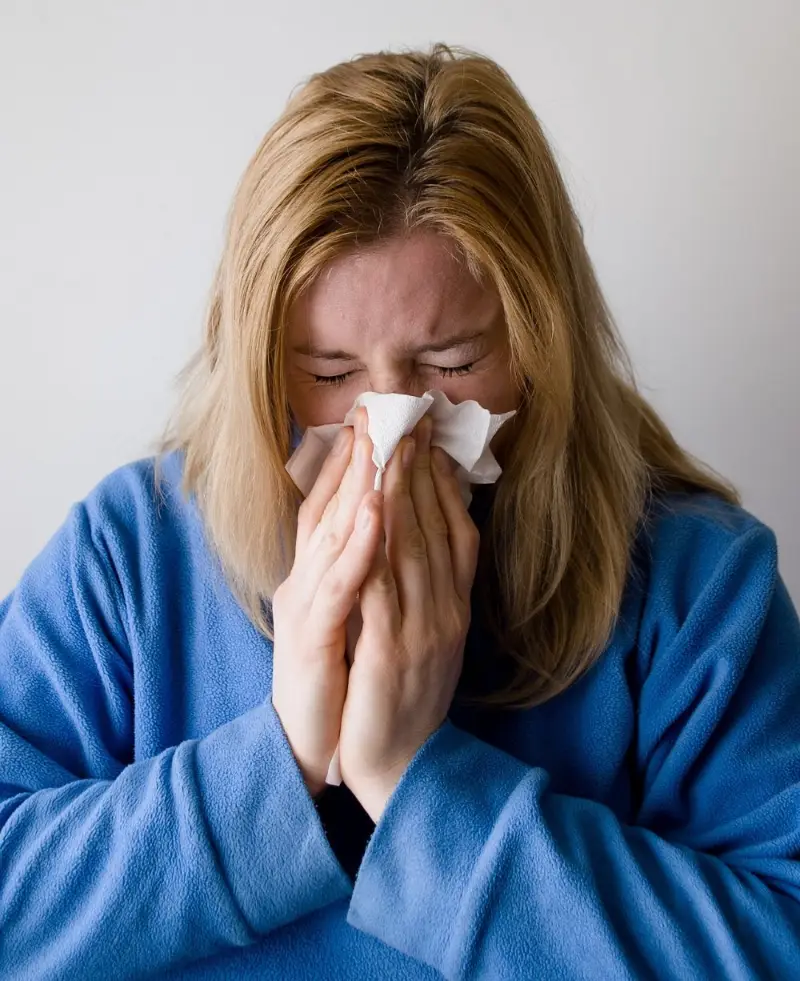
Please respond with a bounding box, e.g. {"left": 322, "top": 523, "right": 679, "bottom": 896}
{"left": 312, "top": 363, "right": 476, "bottom": 387}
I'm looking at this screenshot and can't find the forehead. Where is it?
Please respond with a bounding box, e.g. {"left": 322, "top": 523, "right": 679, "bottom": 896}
{"left": 287, "top": 232, "right": 501, "bottom": 349}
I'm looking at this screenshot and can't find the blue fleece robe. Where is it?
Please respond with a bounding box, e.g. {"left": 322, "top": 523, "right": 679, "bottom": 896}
{"left": 0, "top": 450, "right": 799, "bottom": 979}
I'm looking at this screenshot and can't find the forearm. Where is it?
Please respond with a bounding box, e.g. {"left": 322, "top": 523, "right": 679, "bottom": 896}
{"left": 0, "top": 702, "right": 352, "bottom": 980}
{"left": 348, "top": 722, "right": 800, "bottom": 980}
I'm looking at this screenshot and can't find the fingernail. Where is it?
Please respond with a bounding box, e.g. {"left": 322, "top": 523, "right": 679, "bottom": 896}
{"left": 412, "top": 415, "right": 431, "bottom": 457}
{"left": 332, "top": 428, "right": 349, "bottom": 456}
{"left": 402, "top": 439, "right": 416, "bottom": 470}
{"left": 359, "top": 498, "right": 375, "bottom": 532}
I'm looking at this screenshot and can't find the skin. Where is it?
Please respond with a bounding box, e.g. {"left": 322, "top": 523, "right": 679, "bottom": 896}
{"left": 275, "top": 231, "right": 522, "bottom": 821}
{"left": 285, "top": 230, "right": 520, "bottom": 425}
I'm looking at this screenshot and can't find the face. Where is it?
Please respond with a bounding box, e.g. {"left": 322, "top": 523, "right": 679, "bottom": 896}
{"left": 285, "top": 232, "right": 522, "bottom": 450}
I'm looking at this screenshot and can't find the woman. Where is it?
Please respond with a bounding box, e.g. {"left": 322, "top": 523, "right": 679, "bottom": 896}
{"left": 1, "top": 44, "right": 798, "bottom": 980}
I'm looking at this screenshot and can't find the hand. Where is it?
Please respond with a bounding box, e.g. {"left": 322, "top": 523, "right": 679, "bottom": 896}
{"left": 271, "top": 409, "right": 380, "bottom": 798}
{"left": 338, "top": 414, "right": 480, "bottom": 821}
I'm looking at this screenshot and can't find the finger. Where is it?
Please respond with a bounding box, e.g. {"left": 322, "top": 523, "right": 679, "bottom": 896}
{"left": 409, "top": 415, "right": 455, "bottom": 606}
{"left": 296, "top": 408, "right": 375, "bottom": 551}
{"left": 312, "top": 490, "right": 384, "bottom": 629}
{"left": 383, "top": 432, "right": 432, "bottom": 617}
{"left": 430, "top": 446, "right": 480, "bottom": 605}
{"left": 298, "top": 435, "right": 376, "bottom": 600}
{"left": 296, "top": 425, "right": 354, "bottom": 553}
{"left": 354, "top": 404, "right": 368, "bottom": 439}
{"left": 326, "top": 407, "right": 376, "bottom": 528}
{"left": 306, "top": 411, "right": 376, "bottom": 556}
{"left": 358, "top": 507, "right": 401, "bottom": 636}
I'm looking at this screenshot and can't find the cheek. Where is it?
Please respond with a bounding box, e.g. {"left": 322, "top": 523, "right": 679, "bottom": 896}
{"left": 443, "top": 359, "right": 522, "bottom": 416}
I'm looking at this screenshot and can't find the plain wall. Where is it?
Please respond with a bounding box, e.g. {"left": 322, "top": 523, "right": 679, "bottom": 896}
{"left": 1, "top": 0, "right": 798, "bottom": 600}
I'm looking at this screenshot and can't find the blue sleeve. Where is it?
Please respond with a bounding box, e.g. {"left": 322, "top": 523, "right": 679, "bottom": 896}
{"left": 0, "top": 505, "right": 351, "bottom": 980}
{"left": 347, "top": 520, "right": 800, "bottom": 978}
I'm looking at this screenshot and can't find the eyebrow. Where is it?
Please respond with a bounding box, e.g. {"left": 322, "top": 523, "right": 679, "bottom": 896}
{"left": 292, "top": 329, "right": 488, "bottom": 361}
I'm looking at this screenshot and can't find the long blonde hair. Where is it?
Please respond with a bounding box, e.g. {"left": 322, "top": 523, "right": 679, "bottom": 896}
{"left": 163, "top": 43, "right": 738, "bottom": 710}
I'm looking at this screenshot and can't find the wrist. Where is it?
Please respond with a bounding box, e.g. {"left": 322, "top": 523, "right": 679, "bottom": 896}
{"left": 307, "top": 775, "right": 328, "bottom": 799}
{"left": 348, "top": 771, "right": 403, "bottom": 823}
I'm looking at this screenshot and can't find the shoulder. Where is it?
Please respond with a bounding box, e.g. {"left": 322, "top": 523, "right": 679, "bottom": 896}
{"left": 70, "top": 450, "right": 212, "bottom": 589}
{"left": 630, "top": 491, "right": 792, "bottom": 683}
{"left": 627, "top": 496, "right": 800, "bottom": 830}
{"left": 79, "top": 450, "right": 185, "bottom": 525}
{"left": 1, "top": 453, "right": 200, "bottom": 665}
{"left": 640, "top": 489, "right": 775, "bottom": 554}
{"left": 78, "top": 450, "right": 192, "bottom": 537}
{"left": 635, "top": 491, "right": 778, "bottom": 608}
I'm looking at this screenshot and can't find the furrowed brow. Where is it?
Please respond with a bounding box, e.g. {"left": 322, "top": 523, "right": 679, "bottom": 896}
{"left": 292, "top": 329, "right": 487, "bottom": 360}
{"left": 291, "top": 343, "right": 355, "bottom": 361}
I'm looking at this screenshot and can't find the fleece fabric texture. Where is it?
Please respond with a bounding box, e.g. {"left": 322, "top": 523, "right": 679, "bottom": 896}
{"left": 1, "top": 451, "right": 799, "bottom": 980}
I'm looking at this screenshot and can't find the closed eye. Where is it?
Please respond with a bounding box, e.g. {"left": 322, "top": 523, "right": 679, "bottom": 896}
{"left": 436, "top": 363, "right": 476, "bottom": 377}
{"left": 312, "top": 362, "right": 476, "bottom": 387}
{"left": 311, "top": 371, "right": 353, "bottom": 388}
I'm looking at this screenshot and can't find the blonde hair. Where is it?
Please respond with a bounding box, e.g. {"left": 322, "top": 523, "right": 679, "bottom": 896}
{"left": 163, "top": 43, "right": 738, "bottom": 710}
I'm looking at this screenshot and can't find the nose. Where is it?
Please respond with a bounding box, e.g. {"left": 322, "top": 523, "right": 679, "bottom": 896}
{"left": 365, "top": 363, "right": 425, "bottom": 397}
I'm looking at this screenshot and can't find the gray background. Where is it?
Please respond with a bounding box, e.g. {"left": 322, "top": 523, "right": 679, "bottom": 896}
{"left": 1, "top": 0, "right": 797, "bottom": 599}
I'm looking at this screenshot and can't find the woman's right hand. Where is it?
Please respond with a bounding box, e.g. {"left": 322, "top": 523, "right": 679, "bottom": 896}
{"left": 271, "top": 408, "right": 382, "bottom": 798}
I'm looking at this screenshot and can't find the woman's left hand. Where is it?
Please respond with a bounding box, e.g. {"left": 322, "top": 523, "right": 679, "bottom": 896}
{"left": 338, "top": 414, "right": 480, "bottom": 822}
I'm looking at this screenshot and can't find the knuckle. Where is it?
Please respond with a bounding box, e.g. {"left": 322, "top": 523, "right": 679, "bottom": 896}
{"left": 320, "top": 527, "right": 344, "bottom": 555}
{"left": 426, "top": 512, "right": 449, "bottom": 541}
{"left": 385, "top": 481, "right": 403, "bottom": 504}
{"left": 414, "top": 447, "right": 430, "bottom": 472}
{"left": 374, "top": 563, "right": 395, "bottom": 592}
{"left": 321, "top": 570, "right": 349, "bottom": 605}
{"left": 406, "top": 527, "right": 428, "bottom": 560}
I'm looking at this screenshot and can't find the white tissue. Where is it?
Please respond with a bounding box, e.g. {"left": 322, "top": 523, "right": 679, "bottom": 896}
{"left": 284, "top": 389, "right": 516, "bottom": 786}
{"left": 286, "top": 389, "right": 516, "bottom": 507}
